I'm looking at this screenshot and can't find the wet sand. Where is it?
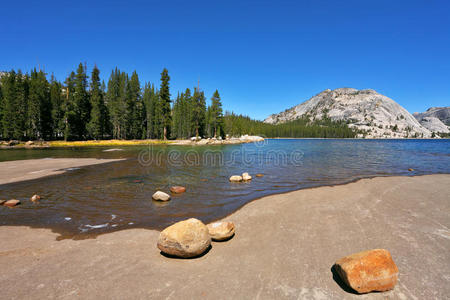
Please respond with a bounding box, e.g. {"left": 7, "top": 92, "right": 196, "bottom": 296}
{"left": 1, "top": 174, "right": 449, "bottom": 299}
{"left": 0, "top": 158, "right": 125, "bottom": 185}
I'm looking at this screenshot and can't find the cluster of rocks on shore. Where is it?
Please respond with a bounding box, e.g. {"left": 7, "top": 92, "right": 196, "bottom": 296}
{"left": 157, "top": 218, "right": 235, "bottom": 258}
{"left": 173, "top": 135, "right": 264, "bottom": 145}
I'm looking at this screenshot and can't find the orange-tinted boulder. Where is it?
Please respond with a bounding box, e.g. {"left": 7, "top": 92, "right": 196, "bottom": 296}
{"left": 157, "top": 218, "right": 211, "bottom": 258}
{"left": 4, "top": 199, "right": 21, "bottom": 207}
{"left": 31, "top": 194, "right": 41, "bottom": 203}
{"left": 170, "top": 186, "right": 186, "bottom": 194}
{"left": 334, "top": 249, "right": 399, "bottom": 293}
{"left": 207, "top": 221, "right": 235, "bottom": 241}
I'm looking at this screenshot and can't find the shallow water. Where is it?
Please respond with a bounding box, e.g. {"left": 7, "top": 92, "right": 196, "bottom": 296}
{"left": 0, "top": 139, "right": 449, "bottom": 239}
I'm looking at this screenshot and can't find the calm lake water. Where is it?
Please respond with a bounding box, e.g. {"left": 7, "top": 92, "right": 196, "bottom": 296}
{"left": 1, "top": 139, "right": 449, "bottom": 239}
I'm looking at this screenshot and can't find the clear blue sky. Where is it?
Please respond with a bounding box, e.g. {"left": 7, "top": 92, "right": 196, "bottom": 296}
{"left": 1, "top": 0, "right": 449, "bottom": 120}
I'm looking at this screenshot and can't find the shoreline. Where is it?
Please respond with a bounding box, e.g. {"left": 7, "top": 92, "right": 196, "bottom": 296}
{"left": 0, "top": 158, "right": 126, "bottom": 185}
{"left": 1, "top": 174, "right": 449, "bottom": 298}
{"left": 0, "top": 136, "right": 264, "bottom": 149}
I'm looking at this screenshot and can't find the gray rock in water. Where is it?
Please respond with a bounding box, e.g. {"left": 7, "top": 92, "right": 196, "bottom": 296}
{"left": 264, "top": 88, "right": 432, "bottom": 138}
{"left": 152, "top": 191, "right": 171, "bottom": 201}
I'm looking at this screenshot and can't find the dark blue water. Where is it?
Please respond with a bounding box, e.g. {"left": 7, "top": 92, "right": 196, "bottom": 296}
{"left": 0, "top": 139, "right": 449, "bottom": 239}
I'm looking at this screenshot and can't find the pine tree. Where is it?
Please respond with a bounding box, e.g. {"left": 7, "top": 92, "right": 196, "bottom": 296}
{"left": 87, "top": 66, "right": 107, "bottom": 139}
{"left": 125, "top": 71, "right": 142, "bottom": 139}
{"left": 73, "top": 63, "right": 90, "bottom": 139}
{"left": 63, "top": 72, "right": 77, "bottom": 140}
{"left": 191, "top": 87, "right": 206, "bottom": 137}
{"left": 50, "top": 74, "right": 64, "bottom": 139}
{"left": 14, "top": 71, "right": 29, "bottom": 140}
{"left": 1, "top": 71, "right": 17, "bottom": 139}
{"left": 209, "top": 89, "right": 223, "bottom": 137}
{"left": 159, "top": 68, "right": 171, "bottom": 140}
{"left": 27, "top": 69, "right": 50, "bottom": 139}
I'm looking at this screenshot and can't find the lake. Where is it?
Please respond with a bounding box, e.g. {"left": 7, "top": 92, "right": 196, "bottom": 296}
{"left": 1, "top": 139, "right": 449, "bottom": 239}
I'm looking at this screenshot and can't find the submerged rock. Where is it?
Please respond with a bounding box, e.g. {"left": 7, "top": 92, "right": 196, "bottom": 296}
{"left": 334, "top": 249, "right": 399, "bottom": 294}
{"left": 242, "top": 172, "right": 252, "bottom": 181}
{"left": 207, "top": 221, "right": 235, "bottom": 241}
{"left": 229, "top": 175, "right": 243, "bottom": 182}
{"left": 170, "top": 186, "right": 186, "bottom": 194}
{"left": 408, "top": 168, "right": 414, "bottom": 171}
{"left": 157, "top": 218, "right": 211, "bottom": 258}
{"left": 31, "top": 194, "right": 41, "bottom": 203}
{"left": 4, "top": 199, "right": 21, "bottom": 207}
{"left": 256, "top": 173, "right": 264, "bottom": 177}
{"left": 152, "top": 191, "right": 171, "bottom": 201}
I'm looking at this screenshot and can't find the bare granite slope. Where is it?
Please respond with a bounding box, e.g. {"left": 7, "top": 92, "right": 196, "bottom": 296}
{"left": 264, "top": 88, "right": 432, "bottom": 138}
{"left": 413, "top": 107, "right": 450, "bottom": 133}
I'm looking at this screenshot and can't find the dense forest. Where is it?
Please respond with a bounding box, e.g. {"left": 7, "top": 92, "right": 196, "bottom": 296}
{"left": 0, "top": 65, "right": 357, "bottom": 141}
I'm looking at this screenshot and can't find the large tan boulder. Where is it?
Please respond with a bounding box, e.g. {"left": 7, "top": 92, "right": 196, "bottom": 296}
{"left": 229, "top": 175, "right": 243, "bottom": 182}
{"left": 152, "top": 191, "right": 171, "bottom": 201}
{"left": 207, "top": 221, "right": 235, "bottom": 241}
{"left": 170, "top": 186, "right": 186, "bottom": 194}
{"left": 4, "top": 199, "right": 21, "bottom": 207}
{"left": 334, "top": 249, "right": 399, "bottom": 294}
{"left": 157, "top": 218, "right": 211, "bottom": 258}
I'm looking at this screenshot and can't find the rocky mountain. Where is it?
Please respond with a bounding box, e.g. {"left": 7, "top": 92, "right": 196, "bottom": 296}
{"left": 264, "top": 88, "right": 432, "bottom": 138}
{"left": 413, "top": 107, "right": 450, "bottom": 133}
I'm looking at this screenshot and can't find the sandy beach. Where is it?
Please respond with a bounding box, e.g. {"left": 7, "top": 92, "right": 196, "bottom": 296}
{"left": 1, "top": 174, "right": 449, "bottom": 299}
{"left": 0, "top": 158, "right": 125, "bottom": 185}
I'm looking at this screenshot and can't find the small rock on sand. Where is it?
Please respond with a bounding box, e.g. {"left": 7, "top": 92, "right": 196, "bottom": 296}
{"left": 207, "top": 221, "right": 235, "bottom": 241}
{"left": 157, "top": 218, "right": 211, "bottom": 258}
{"left": 152, "top": 191, "right": 171, "bottom": 201}
{"left": 334, "top": 249, "right": 399, "bottom": 294}
{"left": 4, "top": 199, "right": 21, "bottom": 207}
{"left": 170, "top": 186, "right": 186, "bottom": 194}
{"left": 31, "top": 194, "right": 41, "bottom": 203}
{"left": 242, "top": 172, "right": 252, "bottom": 181}
{"left": 229, "top": 175, "right": 243, "bottom": 182}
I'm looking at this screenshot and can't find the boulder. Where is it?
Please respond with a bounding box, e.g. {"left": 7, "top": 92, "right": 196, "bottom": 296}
{"left": 157, "top": 218, "right": 211, "bottom": 258}
{"left": 31, "top": 194, "right": 41, "bottom": 203}
{"left": 334, "top": 249, "right": 399, "bottom": 294}
{"left": 229, "top": 175, "right": 243, "bottom": 182}
{"left": 4, "top": 199, "right": 21, "bottom": 207}
{"left": 25, "top": 141, "right": 34, "bottom": 146}
{"left": 242, "top": 172, "right": 252, "bottom": 181}
{"left": 408, "top": 168, "right": 414, "bottom": 171}
{"left": 256, "top": 173, "right": 264, "bottom": 177}
{"left": 152, "top": 191, "right": 171, "bottom": 201}
{"left": 207, "top": 221, "right": 235, "bottom": 241}
{"left": 170, "top": 186, "right": 186, "bottom": 194}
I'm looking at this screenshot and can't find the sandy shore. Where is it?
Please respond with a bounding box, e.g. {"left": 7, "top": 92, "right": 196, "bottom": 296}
{"left": 0, "top": 174, "right": 449, "bottom": 299}
{"left": 0, "top": 158, "right": 125, "bottom": 185}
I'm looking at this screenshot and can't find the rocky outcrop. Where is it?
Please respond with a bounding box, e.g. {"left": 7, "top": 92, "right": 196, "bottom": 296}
{"left": 413, "top": 107, "right": 450, "bottom": 133}
{"left": 152, "top": 191, "right": 171, "bottom": 201}
{"left": 157, "top": 218, "right": 211, "bottom": 258}
{"left": 416, "top": 117, "right": 449, "bottom": 133}
{"left": 334, "top": 249, "right": 399, "bottom": 294}
{"left": 264, "top": 88, "right": 432, "bottom": 138}
{"left": 414, "top": 107, "right": 450, "bottom": 126}
{"left": 207, "top": 221, "right": 235, "bottom": 241}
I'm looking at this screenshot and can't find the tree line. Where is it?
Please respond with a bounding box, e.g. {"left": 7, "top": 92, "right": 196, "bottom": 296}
{"left": 0, "top": 65, "right": 224, "bottom": 141}
{"left": 0, "top": 65, "right": 357, "bottom": 141}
